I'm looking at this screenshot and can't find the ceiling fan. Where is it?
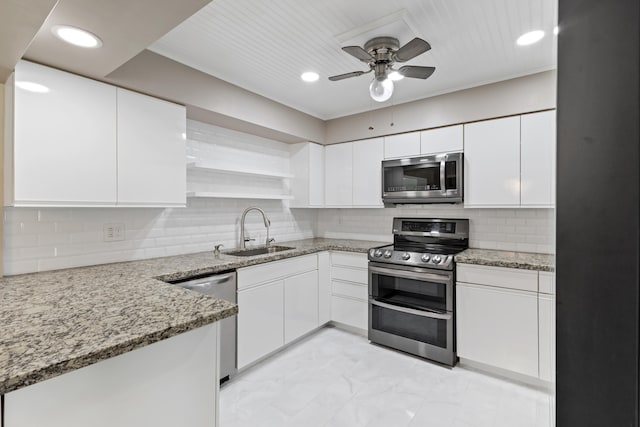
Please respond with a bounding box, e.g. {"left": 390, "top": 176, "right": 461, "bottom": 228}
{"left": 328, "top": 36, "right": 435, "bottom": 102}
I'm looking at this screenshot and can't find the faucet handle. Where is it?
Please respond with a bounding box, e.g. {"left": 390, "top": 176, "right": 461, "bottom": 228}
{"left": 266, "top": 237, "right": 276, "bottom": 246}
{"left": 244, "top": 238, "right": 256, "bottom": 243}
{"left": 214, "top": 244, "right": 224, "bottom": 255}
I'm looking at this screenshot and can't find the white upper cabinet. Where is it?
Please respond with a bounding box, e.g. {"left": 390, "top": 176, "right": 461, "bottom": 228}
{"left": 420, "top": 125, "right": 463, "bottom": 155}
{"left": 464, "top": 116, "right": 521, "bottom": 207}
{"left": 290, "top": 142, "right": 324, "bottom": 207}
{"left": 324, "top": 143, "right": 353, "bottom": 206}
{"left": 7, "top": 61, "right": 117, "bottom": 206}
{"left": 117, "top": 89, "right": 186, "bottom": 207}
{"left": 352, "top": 138, "right": 383, "bottom": 207}
{"left": 521, "top": 111, "right": 556, "bottom": 207}
{"left": 384, "top": 132, "right": 420, "bottom": 159}
{"left": 4, "top": 61, "right": 186, "bottom": 207}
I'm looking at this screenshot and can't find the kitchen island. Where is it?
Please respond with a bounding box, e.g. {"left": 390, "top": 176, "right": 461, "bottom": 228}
{"left": 0, "top": 237, "right": 384, "bottom": 427}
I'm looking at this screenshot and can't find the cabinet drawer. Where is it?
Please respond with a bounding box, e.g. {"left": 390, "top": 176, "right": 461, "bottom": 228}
{"left": 331, "top": 295, "right": 367, "bottom": 330}
{"left": 331, "top": 266, "right": 367, "bottom": 284}
{"left": 539, "top": 271, "right": 555, "bottom": 294}
{"left": 331, "top": 280, "right": 367, "bottom": 300}
{"left": 331, "top": 251, "right": 368, "bottom": 269}
{"left": 238, "top": 254, "right": 318, "bottom": 289}
{"left": 457, "top": 264, "right": 538, "bottom": 292}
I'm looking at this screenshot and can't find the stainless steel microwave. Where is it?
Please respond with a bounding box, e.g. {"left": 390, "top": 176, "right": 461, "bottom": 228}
{"left": 381, "top": 152, "right": 463, "bottom": 204}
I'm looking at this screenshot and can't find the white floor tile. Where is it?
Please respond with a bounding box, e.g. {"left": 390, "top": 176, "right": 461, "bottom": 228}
{"left": 220, "top": 327, "right": 553, "bottom": 427}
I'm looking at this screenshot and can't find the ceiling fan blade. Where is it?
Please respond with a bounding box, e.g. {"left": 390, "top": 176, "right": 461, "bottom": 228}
{"left": 342, "top": 45, "right": 373, "bottom": 62}
{"left": 328, "top": 71, "right": 367, "bottom": 81}
{"left": 399, "top": 65, "right": 436, "bottom": 79}
{"left": 394, "top": 38, "right": 432, "bottom": 62}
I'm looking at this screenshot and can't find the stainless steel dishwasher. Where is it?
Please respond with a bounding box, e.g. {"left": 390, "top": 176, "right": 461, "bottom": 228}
{"left": 169, "top": 271, "right": 237, "bottom": 383}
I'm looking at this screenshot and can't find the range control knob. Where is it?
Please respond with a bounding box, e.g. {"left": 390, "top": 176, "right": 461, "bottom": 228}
{"left": 421, "top": 254, "right": 431, "bottom": 263}
{"left": 401, "top": 252, "right": 411, "bottom": 261}
{"left": 433, "top": 255, "right": 442, "bottom": 264}
{"left": 383, "top": 250, "right": 393, "bottom": 258}
{"left": 373, "top": 249, "right": 383, "bottom": 258}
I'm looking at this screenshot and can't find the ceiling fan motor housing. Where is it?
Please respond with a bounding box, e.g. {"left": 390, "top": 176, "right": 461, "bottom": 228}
{"left": 365, "top": 37, "right": 399, "bottom": 80}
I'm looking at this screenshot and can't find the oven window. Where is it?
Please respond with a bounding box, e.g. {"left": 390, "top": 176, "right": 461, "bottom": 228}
{"left": 372, "top": 273, "right": 447, "bottom": 312}
{"left": 371, "top": 304, "right": 448, "bottom": 349}
{"left": 384, "top": 164, "right": 441, "bottom": 192}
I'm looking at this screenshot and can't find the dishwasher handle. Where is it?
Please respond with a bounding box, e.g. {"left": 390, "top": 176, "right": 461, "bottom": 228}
{"left": 180, "top": 272, "right": 236, "bottom": 290}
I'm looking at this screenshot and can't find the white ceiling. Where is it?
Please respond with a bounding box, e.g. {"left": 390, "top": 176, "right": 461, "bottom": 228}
{"left": 150, "top": 0, "right": 557, "bottom": 120}
{"left": 22, "top": 0, "right": 213, "bottom": 79}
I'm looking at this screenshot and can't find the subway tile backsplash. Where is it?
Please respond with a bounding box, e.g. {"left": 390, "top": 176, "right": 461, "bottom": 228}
{"left": 316, "top": 206, "right": 555, "bottom": 255}
{"left": 2, "top": 120, "right": 555, "bottom": 275}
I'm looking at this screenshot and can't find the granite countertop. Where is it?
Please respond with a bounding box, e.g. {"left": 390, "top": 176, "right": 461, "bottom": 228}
{"left": 0, "top": 237, "right": 386, "bottom": 395}
{"left": 455, "top": 248, "right": 555, "bottom": 272}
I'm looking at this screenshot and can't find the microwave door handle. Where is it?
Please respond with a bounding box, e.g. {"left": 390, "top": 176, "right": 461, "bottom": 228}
{"left": 440, "top": 157, "right": 447, "bottom": 192}
{"left": 370, "top": 299, "right": 452, "bottom": 320}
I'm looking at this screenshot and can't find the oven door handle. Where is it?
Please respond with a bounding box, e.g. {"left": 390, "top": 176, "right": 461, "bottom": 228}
{"left": 369, "top": 265, "right": 451, "bottom": 284}
{"left": 370, "top": 298, "right": 452, "bottom": 320}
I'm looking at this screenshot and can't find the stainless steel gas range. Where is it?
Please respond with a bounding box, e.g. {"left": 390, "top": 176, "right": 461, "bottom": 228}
{"left": 368, "top": 217, "right": 469, "bottom": 366}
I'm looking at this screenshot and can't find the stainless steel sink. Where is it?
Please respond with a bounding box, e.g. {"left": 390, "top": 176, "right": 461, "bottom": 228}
{"left": 226, "top": 245, "right": 295, "bottom": 257}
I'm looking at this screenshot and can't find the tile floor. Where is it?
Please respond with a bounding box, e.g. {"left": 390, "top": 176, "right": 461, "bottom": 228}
{"left": 220, "top": 326, "right": 553, "bottom": 427}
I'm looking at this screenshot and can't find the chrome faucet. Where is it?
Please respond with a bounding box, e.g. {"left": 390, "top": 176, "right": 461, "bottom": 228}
{"left": 239, "top": 207, "right": 274, "bottom": 249}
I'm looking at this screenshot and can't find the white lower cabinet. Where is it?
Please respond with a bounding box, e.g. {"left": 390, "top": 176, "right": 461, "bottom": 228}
{"left": 237, "top": 254, "right": 319, "bottom": 369}
{"left": 284, "top": 270, "right": 319, "bottom": 344}
{"left": 330, "top": 252, "right": 368, "bottom": 330}
{"left": 237, "top": 251, "right": 370, "bottom": 369}
{"left": 538, "top": 293, "right": 555, "bottom": 382}
{"left": 456, "top": 264, "right": 556, "bottom": 382}
{"left": 331, "top": 295, "right": 367, "bottom": 330}
{"left": 318, "top": 252, "right": 331, "bottom": 325}
{"left": 5, "top": 324, "right": 219, "bottom": 427}
{"left": 237, "top": 280, "right": 284, "bottom": 369}
{"left": 456, "top": 283, "right": 539, "bottom": 378}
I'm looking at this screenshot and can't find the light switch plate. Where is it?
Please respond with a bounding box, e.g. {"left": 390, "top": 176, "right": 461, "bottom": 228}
{"left": 104, "top": 223, "right": 125, "bottom": 242}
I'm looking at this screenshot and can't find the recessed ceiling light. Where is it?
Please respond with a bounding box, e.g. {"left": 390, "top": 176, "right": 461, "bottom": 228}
{"left": 517, "top": 30, "right": 545, "bottom": 46}
{"left": 51, "top": 25, "right": 103, "bottom": 48}
{"left": 301, "top": 72, "right": 319, "bottom": 82}
{"left": 553, "top": 26, "right": 559, "bottom": 35}
{"left": 15, "top": 81, "right": 50, "bottom": 93}
{"left": 388, "top": 71, "right": 404, "bottom": 81}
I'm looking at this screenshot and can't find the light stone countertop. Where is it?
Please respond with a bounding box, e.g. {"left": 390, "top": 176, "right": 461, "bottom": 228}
{"left": 0, "top": 237, "right": 388, "bottom": 395}
{"left": 455, "top": 248, "right": 555, "bottom": 272}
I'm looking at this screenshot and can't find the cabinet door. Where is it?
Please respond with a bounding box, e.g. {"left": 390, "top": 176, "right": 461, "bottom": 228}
{"left": 117, "top": 89, "right": 186, "bottom": 206}
{"left": 290, "top": 142, "right": 324, "bottom": 207}
{"left": 12, "top": 61, "right": 116, "bottom": 206}
{"left": 521, "top": 111, "right": 556, "bottom": 207}
{"left": 464, "top": 116, "right": 521, "bottom": 207}
{"left": 308, "top": 143, "right": 325, "bottom": 206}
{"left": 237, "top": 280, "right": 284, "bottom": 369}
{"left": 456, "top": 282, "right": 538, "bottom": 377}
{"left": 324, "top": 143, "right": 353, "bottom": 206}
{"left": 318, "top": 252, "right": 331, "bottom": 325}
{"left": 539, "top": 293, "right": 555, "bottom": 382}
{"left": 331, "top": 296, "right": 368, "bottom": 330}
{"left": 384, "top": 132, "right": 420, "bottom": 159}
{"left": 284, "top": 270, "right": 319, "bottom": 344}
{"left": 352, "top": 138, "right": 383, "bottom": 206}
{"left": 420, "top": 125, "right": 463, "bottom": 155}
{"left": 5, "top": 325, "right": 218, "bottom": 427}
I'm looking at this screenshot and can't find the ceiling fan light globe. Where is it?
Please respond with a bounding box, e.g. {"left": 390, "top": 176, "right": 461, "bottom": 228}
{"left": 369, "top": 78, "right": 393, "bottom": 102}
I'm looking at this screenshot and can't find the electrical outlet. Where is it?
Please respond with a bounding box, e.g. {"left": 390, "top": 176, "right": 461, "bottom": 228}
{"left": 104, "top": 223, "right": 125, "bottom": 242}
